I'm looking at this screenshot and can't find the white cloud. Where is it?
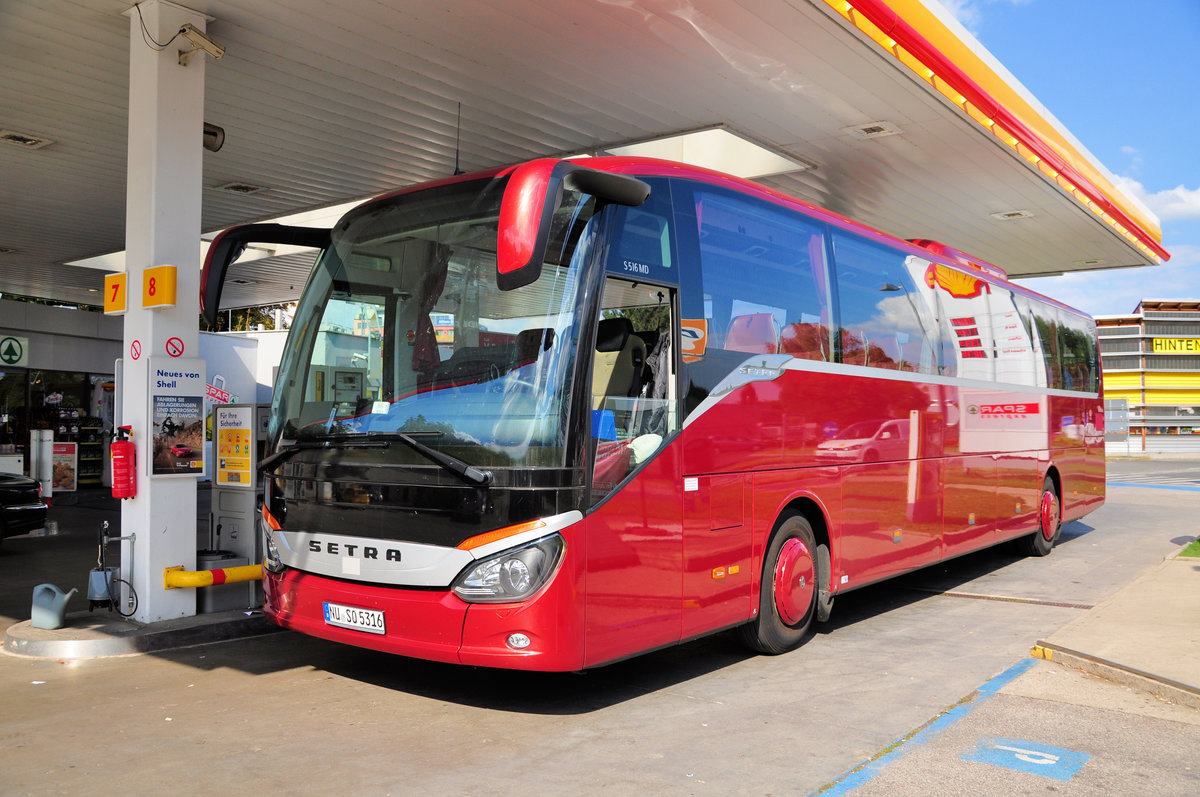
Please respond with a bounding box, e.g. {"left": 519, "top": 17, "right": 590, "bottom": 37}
{"left": 1120, "top": 145, "right": 1143, "bottom": 174}
{"left": 938, "top": 0, "right": 983, "bottom": 33}
{"left": 1115, "top": 176, "right": 1200, "bottom": 222}
{"left": 936, "top": 0, "right": 1035, "bottom": 36}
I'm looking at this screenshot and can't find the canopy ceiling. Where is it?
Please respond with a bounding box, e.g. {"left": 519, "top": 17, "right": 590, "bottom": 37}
{"left": 0, "top": 0, "right": 1164, "bottom": 311}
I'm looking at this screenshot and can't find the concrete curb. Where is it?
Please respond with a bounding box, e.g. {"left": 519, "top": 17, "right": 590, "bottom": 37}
{"left": 2, "top": 610, "right": 281, "bottom": 659}
{"left": 1031, "top": 642, "right": 1200, "bottom": 711}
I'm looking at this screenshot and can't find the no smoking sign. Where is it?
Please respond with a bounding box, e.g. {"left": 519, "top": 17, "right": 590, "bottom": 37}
{"left": 165, "top": 337, "right": 185, "bottom": 357}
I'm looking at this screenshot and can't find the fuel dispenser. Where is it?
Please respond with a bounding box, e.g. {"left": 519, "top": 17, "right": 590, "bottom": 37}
{"left": 204, "top": 403, "right": 269, "bottom": 612}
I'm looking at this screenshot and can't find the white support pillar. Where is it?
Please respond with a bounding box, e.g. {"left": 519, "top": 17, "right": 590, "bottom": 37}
{"left": 121, "top": 1, "right": 211, "bottom": 622}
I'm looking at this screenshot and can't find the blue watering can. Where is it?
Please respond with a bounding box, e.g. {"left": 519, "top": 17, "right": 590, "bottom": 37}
{"left": 31, "top": 583, "right": 77, "bottom": 630}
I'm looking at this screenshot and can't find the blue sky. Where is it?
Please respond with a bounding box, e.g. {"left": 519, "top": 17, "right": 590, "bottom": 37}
{"left": 940, "top": 0, "right": 1200, "bottom": 316}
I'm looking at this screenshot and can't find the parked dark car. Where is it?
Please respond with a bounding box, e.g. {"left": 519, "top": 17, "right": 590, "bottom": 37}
{"left": 0, "top": 473, "right": 48, "bottom": 543}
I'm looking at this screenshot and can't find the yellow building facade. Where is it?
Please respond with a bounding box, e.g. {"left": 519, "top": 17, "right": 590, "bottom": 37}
{"left": 1098, "top": 301, "right": 1200, "bottom": 447}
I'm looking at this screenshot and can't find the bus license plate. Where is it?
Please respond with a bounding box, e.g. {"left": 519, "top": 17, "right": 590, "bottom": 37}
{"left": 323, "top": 602, "right": 385, "bottom": 635}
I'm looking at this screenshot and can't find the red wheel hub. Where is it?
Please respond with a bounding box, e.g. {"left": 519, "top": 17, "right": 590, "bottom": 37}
{"left": 1040, "top": 490, "right": 1060, "bottom": 541}
{"left": 773, "top": 537, "right": 815, "bottom": 626}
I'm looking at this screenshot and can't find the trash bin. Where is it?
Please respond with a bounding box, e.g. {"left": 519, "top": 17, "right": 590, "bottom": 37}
{"left": 196, "top": 550, "right": 250, "bottom": 613}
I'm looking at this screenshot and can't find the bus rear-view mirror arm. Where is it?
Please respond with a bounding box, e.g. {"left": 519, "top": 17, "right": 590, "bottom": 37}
{"left": 496, "top": 159, "right": 651, "bottom": 291}
{"left": 200, "top": 223, "right": 331, "bottom": 326}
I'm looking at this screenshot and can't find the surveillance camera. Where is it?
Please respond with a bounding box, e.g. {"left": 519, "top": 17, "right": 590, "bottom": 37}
{"left": 203, "top": 122, "right": 225, "bottom": 153}
{"left": 178, "top": 23, "right": 225, "bottom": 62}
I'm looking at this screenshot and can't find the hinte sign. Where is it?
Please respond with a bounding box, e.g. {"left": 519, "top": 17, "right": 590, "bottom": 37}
{"left": 1152, "top": 338, "right": 1200, "bottom": 353}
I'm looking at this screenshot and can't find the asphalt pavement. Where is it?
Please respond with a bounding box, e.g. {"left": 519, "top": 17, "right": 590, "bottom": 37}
{"left": 1, "top": 470, "right": 1198, "bottom": 795}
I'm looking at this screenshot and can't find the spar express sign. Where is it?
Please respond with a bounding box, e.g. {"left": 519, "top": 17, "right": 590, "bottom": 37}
{"left": 971, "top": 402, "right": 1040, "bottom": 418}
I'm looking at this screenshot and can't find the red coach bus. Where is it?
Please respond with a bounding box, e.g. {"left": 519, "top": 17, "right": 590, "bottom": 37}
{"left": 203, "top": 156, "right": 1104, "bottom": 670}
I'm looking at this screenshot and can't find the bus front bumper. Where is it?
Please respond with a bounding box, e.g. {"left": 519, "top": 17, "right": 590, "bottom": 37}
{"left": 263, "top": 564, "right": 585, "bottom": 671}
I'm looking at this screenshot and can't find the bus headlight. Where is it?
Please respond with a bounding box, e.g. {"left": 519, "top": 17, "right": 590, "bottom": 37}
{"left": 259, "top": 499, "right": 286, "bottom": 574}
{"left": 263, "top": 534, "right": 285, "bottom": 574}
{"left": 452, "top": 534, "right": 564, "bottom": 603}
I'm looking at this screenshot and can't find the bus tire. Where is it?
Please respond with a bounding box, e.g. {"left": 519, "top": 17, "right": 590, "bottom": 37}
{"left": 1019, "top": 476, "right": 1060, "bottom": 557}
{"left": 815, "top": 541, "right": 834, "bottom": 623}
{"left": 741, "top": 514, "right": 819, "bottom": 654}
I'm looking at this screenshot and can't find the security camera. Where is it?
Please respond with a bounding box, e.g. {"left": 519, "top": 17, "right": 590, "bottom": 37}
{"left": 178, "top": 23, "right": 225, "bottom": 64}
{"left": 203, "top": 122, "right": 225, "bottom": 153}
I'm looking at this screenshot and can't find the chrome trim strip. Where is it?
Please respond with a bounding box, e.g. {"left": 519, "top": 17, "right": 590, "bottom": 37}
{"left": 269, "top": 510, "right": 585, "bottom": 587}
{"left": 683, "top": 353, "right": 1098, "bottom": 429}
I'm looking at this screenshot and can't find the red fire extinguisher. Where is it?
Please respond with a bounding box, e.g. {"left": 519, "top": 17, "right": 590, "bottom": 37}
{"left": 111, "top": 426, "right": 136, "bottom": 500}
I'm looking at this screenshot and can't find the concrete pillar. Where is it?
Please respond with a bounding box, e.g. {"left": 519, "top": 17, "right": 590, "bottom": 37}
{"left": 120, "top": 1, "right": 211, "bottom": 622}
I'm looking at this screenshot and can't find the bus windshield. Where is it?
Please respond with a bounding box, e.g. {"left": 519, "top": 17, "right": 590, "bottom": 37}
{"left": 271, "top": 177, "right": 600, "bottom": 470}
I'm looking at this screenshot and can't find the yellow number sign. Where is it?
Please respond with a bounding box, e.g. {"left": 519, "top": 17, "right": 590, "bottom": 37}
{"left": 103, "top": 273, "right": 128, "bottom": 315}
{"left": 142, "top": 265, "right": 178, "bottom": 309}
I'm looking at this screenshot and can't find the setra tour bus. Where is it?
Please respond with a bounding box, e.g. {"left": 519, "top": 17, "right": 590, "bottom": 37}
{"left": 202, "top": 156, "right": 1104, "bottom": 670}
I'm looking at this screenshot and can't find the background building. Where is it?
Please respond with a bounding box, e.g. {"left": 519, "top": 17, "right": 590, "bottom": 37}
{"left": 1097, "top": 300, "right": 1200, "bottom": 452}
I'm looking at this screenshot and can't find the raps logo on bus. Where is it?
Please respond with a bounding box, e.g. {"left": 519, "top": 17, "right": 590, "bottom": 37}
{"left": 925, "top": 263, "right": 990, "bottom": 299}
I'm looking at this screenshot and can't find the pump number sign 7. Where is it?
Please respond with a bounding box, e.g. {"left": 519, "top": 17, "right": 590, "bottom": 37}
{"left": 104, "top": 273, "right": 128, "bottom": 315}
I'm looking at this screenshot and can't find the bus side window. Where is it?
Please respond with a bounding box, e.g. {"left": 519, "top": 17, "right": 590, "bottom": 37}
{"left": 1031, "top": 308, "right": 1064, "bottom": 389}
{"left": 725, "top": 312, "right": 778, "bottom": 353}
{"left": 689, "top": 188, "right": 831, "bottom": 370}
{"left": 987, "top": 285, "right": 1043, "bottom": 388}
{"left": 830, "top": 231, "right": 938, "bottom": 374}
{"left": 1058, "top": 311, "right": 1097, "bottom": 392}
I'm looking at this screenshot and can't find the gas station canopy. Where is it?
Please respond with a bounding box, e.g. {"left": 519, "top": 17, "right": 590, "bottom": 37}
{"left": 0, "top": 0, "right": 1167, "bottom": 311}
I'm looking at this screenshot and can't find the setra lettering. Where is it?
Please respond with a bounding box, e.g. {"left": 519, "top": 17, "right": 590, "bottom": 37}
{"left": 306, "top": 539, "right": 402, "bottom": 563}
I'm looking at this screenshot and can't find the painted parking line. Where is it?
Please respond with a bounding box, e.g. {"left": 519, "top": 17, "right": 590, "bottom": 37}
{"left": 960, "top": 735, "right": 1090, "bottom": 781}
{"left": 1108, "top": 482, "right": 1200, "bottom": 492}
{"left": 814, "top": 658, "right": 1037, "bottom": 796}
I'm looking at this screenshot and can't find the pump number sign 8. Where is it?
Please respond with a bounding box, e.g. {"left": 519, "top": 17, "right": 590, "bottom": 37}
{"left": 323, "top": 602, "right": 386, "bottom": 634}
{"left": 143, "top": 265, "right": 178, "bottom": 308}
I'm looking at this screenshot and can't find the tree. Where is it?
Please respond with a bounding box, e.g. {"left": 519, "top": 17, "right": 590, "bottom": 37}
{"left": 199, "top": 304, "right": 291, "bottom": 332}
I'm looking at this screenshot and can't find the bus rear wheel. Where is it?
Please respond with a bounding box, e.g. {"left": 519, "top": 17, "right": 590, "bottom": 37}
{"left": 741, "top": 514, "right": 821, "bottom": 654}
{"left": 1019, "top": 476, "right": 1060, "bottom": 557}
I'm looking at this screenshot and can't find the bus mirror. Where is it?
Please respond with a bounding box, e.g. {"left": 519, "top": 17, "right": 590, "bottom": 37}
{"left": 201, "top": 223, "right": 330, "bottom": 326}
{"left": 497, "top": 159, "right": 651, "bottom": 291}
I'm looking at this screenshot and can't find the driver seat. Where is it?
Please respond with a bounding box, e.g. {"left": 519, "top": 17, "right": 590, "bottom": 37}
{"left": 592, "top": 317, "right": 646, "bottom": 409}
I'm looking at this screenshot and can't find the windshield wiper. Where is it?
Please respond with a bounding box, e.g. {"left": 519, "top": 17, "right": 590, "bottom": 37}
{"left": 382, "top": 432, "right": 493, "bottom": 486}
{"left": 260, "top": 431, "right": 493, "bottom": 487}
{"left": 258, "top": 437, "right": 391, "bottom": 473}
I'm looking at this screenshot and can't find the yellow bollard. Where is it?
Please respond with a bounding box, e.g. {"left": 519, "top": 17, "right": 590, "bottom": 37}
{"left": 163, "top": 563, "right": 263, "bottom": 590}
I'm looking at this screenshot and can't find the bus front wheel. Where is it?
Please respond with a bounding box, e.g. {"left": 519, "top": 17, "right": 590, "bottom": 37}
{"left": 741, "top": 514, "right": 821, "bottom": 654}
{"left": 1019, "top": 476, "right": 1061, "bottom": 557}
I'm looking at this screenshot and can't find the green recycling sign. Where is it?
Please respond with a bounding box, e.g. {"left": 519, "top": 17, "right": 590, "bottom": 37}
{"left": 0, "top": 336, "right": 28, "bottom": 367}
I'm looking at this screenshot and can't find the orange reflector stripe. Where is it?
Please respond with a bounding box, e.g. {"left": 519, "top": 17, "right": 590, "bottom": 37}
{"left": 261, "top": 503, "right": 281, "bottom": 531}
{"left": 458, "top": 519, "right": 547, "bottom": 551}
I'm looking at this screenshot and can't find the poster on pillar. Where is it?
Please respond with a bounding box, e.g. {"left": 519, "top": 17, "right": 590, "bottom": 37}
{"left": 149, "top": 357, "right": 206, "bottom": 477}
{"left": 214, "top": 404, "right": 255, "bottom": 488}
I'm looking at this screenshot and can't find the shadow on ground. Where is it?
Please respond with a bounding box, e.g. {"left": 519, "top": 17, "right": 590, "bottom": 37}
{"left": 3, "top": 493, "right": 1091, "bottom": 716}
